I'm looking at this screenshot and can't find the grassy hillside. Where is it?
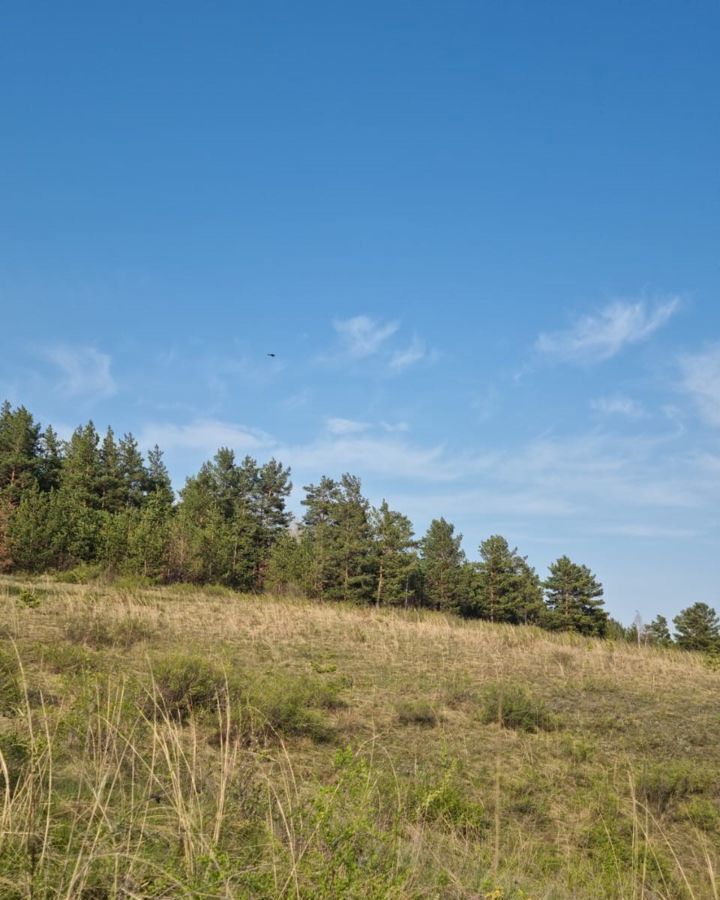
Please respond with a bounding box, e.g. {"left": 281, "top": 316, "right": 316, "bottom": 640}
{"left": 1, "top": 577, "right": 719, "bottom": 899}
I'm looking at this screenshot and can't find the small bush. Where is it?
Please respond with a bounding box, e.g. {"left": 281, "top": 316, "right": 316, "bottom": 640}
{"left": 414, "top": 758, "right": 487, "bottom": 837}
{"left": 481, "top": 683, "right": 558, "bottom": 733}
{"left": 678, "top": 797, "right": 720, "bottom": 831}
{"left": 0, "top": 730, "right": 29, "bottom": 790}
{"left": 637, "top": 761, "right": 710, "bottom": 813}
{"left": 151, "top": 654, "right": 230, "bottom": 722}
{"left": 18, "top": 589, "right": 40, "bottom": 608}
{"left": 397, "top": 700, "right": 439, "bottom": 727}
{"left": 65, "top": 613, "right": 156, "bottom": 649}
{"left": 250, "top": 674, "right": 342, "bottom": 743}
{"left": 55, "top": 564, "right": 102, "bottom": 584}
{"left": 41, "top": 643, "right": 100, "bottom": 674}
{"left": 0, "top": 650, "right": 22, "bottom": 716}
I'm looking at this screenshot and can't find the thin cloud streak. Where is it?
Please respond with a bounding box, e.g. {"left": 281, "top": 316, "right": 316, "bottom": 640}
{"left": 679, "top": 344, "right": 720, "bottom": 426}
{"left": 536, "top": 297, "right": 681, "bottom": 364}
{"left": 591, "top": 395, "right": 646, "bottom": 418}
{"left": 333, "top": 316, "right": 399, "bottom": 359}
{"left": 42, "top": 345, "right": 117, "bottom": 398}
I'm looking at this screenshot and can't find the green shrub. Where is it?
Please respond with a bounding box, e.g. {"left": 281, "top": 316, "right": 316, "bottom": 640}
{"left": 18, "top": 589, "right": 40, "bottom": 608}
{"left": 151, "top": 654, "right": 230, "bottom": 722}
{"left": 397, "top": 700, "right": 439, "bottom": 727}
{"left": 414, "top": 758, "right": 487, "bottom": 837}
{"left": 678, "top": 796, "right": 720, "bottom": 831}
{"left": 249, "top": 674, "right": 342, "bottom": 743}
{"left": 65, "top": 612, "right": 156, "bottom": 649}
{"left": 41, "top": 643, "right": 100, "bottom": 674}
{"left": 0, "top": 649, "right": 22, "bottom": 716}
{"left": 54, "top": 564, "right": 103, "bottom": 584}
{"left": 481, "top": 683, "right": 558, "bottom": 733}
{"left": 0, "top": 730, "right": 29, "bottom": 790}
{"left": 637, "top": 761, "right": 711, "bottom": 813}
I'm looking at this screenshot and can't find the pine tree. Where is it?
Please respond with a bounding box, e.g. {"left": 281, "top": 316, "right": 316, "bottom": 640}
{"left": 118, "top": 433, "right": 147, "bottom": 508}
{"left": 265, "top": 529, "right": 314, "bottom": 596}
{"left": 543, "top": 556, "right": 607, "bottom": 636}
{"left": 146, "top": 445, "right": 174, "bottom": 506}
{"left": 335, "top": 474, "right": 374, "bottom": 603}
{"left": 302, "top": 476, "right": 343, "bottom": 599}
{"left": 371, "top": 500, "right": 418, "bottom": 606}
{"left": 673, "top": 603, "right": 720, "bottom": 653}
{"left": 514, "top": 557, "right": 545, "bottom": 625}
{"left": 98, "top": 427, "right": 126, "bottom": 512}
{"left": 127, "top": 492, "right": 173, "bottom": 580}
{"left": 0, "top": 402, "right": 42, "bottom": 505}
{"left": 62, "top": 422, "right": 103, "bottom": 508}
{"left": 646, "top": 615, "right": 672, "bottom": 647}
{"left": 38, "top": 425, "right": 64, "bottom": 492}
{"left": 420, "top": 518, "right": 465, "bottom": 611}
{"left": 472, "top": 535, "right": 521, "bottom": 622}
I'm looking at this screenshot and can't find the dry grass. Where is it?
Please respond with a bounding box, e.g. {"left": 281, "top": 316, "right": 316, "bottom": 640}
{"left": 0, "top": 574, "right": 719, "bottom": 898}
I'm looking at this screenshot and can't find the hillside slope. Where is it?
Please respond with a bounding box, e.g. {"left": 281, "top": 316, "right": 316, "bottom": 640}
{"left": 1, "top": 577, "right": 719, "bottom": 898}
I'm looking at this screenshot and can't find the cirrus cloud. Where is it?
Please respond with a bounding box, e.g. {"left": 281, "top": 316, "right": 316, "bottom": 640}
{"left": 536, "top": 297, "right": 681, "bottom": 364}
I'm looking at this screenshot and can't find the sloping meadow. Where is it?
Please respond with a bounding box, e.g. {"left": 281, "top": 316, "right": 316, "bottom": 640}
{"left": 1, "top": 577, "right": 719, "bottom": 898}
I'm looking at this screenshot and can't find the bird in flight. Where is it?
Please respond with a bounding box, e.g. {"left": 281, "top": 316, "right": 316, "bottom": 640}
{"left": 266, "top": 353, "right": 276, "bottom": 357}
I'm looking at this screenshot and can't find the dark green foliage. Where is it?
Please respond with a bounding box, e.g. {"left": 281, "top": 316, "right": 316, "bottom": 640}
{"left": 0, "top": 730, "right": 29, "bottom": 790}
{"left": 0, "top": 402, "right": 43, "bottom": 505}
{"left": 98, "top": 427, "right": 125, "bottom": 512}
{"left": 371, "top": 500, "right": 419, "bottom": 606}
{"left": 646, "top": 614, "right": 672, "bottom": 646}
{"left": 1, "top": 399, "right": 635, "bottom": 640}
{"left": 481, "top": 683, "right": 558, "bottom": 733}
{"left": 543, "top": 556, "right": 608, "bottom": 636}
{"left": 248, "top": 673, "right": 340, "bottom": 743}
{"left": 18, "top": 588, "right": 39, "bottom": 608}
{"left": 679, "top": 797, "right": 720, "bottom": 831}
{"left": 170, "top": 448, "right": 291, "bottom": 590}
{"left": 62, "top": 422, "right": 103, "bottom": 509}
{"left": 302, "top": 474, "right": 374, "bottom": 602}
{"left": 414, "top": 758, "right": 488, "bottom": 837}
{"left": 636, "top": 760, "right": 710, "bottom": 813}
{"left": 151, "top": 654, "right": 230, "bottom": 722}
{"left": 397, "top": 700, "right": 439, "bottom": 727}
{"left": 673, "top": 602, "right": 720, "bottom": 653}
{"left": 420, "top": 518, "right": 465, "bottom": 611}
{"left": 0, "top": 648, "right": 22, "bottom": 715}
{"left": 264, "top": 531, "right": 314, "bottom": 595}
{"left": 466, "top": 535, "right": 544, "bottom": 624}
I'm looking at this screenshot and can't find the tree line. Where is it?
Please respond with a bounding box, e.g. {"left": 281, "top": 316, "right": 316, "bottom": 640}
{"left": 1, "top": 401, "right": 718, "bottom": 651}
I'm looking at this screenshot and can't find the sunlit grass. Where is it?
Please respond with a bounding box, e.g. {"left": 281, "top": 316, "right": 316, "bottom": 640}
{"left": 1, "top": 574, "right": 718, "bottom": 897}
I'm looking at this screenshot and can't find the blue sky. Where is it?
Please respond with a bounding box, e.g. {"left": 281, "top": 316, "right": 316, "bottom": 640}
{"left": 2, "top": 2, "right": 720, "bottom": 623}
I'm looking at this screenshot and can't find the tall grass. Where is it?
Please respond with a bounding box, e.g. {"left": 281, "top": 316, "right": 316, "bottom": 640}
{"left": 0, "top": 576, "right": 719, "bottom": 897}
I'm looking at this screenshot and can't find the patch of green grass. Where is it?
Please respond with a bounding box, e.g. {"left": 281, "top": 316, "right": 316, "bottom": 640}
{"left": 247, "top": 672, "right": 343, "bottom": 743}
{"left": 150, "top": 653, "right": 230, "bottom": 722}
{"left": 481, "top": 683, "right": 559, "bottom": 733}
{"left": 0, "top": 648, "right": 22, "bottom": 715}
{"left": 0, "top": 729, "right": 29, "bottom": 789}
{"left": 397, "top": 699, "right": 440, "bottom": 727}
{"left": 54, "top": 564, "right": 103, "bottom": 584}
{"left": 636, "top": 760, "right": 711, "bottom": 813}
{"left": 65, "top": 611, "right": 156, "bottom": 649}
{"left": 677, "top": 796, "right": 720, "bottom": 831}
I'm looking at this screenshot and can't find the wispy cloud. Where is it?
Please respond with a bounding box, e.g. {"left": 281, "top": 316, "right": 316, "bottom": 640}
{"left": 679, "top": 344, "right": 720, "bottom": 426}
{"left": 333, "top": 316, "right": 399, "bottom": 359}
{"left": 536, "top": 297, "right": 681, "bottom": 364}
{"left": 389, "top": 336, "right": 428, "bottom": 371}
{"left": 591, "top": 394, "right": 645, "bottom": 418}
{"left": 325, "top": 417, "right": 370, "bottom": 435}
{"left": 42, "top": 345, "right": 117, "bottom": 398}
{"left": 138, "top": 419, "right": 274, "bottom": 454}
